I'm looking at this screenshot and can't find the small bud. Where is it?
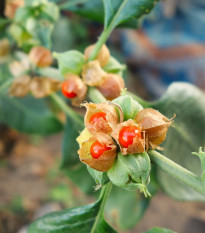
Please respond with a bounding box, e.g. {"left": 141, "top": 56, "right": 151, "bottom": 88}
{"left": 97, "top": 73, "right": 125, "bottom": 100}
{"left": 81, "top": 60, "right": 107, "bottom": 86}
{"left": 30, "top": 77, "right": 61, "bottom": 98}
{"left": 77, "top": 130, "right": 117, "bottom": 172}
{"left": 0, "top": 39, "right": 10, "bottom": 57}
{"left": 29, "top": 46, "right": 53, "bottom": 68}
{"left": 62, "top": 74, "right": 87, "bottom": 106}
{"left": 84, "top": 44, "right": 110, "bottom": 67}
{"left": 4, "top": 0, "right": 24, "bottom": 19}
{"left": 111, "top": 119, "right": 145, "bottom": 155}
{"left": 9, "top": 75, "right": 31, "bottom": 97}
{"left": 83, "top": 102, "right": 123, "bottom": 135}
{"left": 135, "top": 108, "right": 173, "bottom": 149}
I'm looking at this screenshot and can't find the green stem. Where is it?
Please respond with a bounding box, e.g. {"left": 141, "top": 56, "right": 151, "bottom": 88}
{"left": 90, "top": 182, "right": 112, "bottom": 233}
{"left": 88, "top": 87, "right": 106, "bottom": 103}
{"left": 148, "top": 150, "right": 205, "bottom": 195}
{"left": 38, "top": 67, "right": 64, "bottom": 81}
{"left": 50, "top": 93, "right": 84, "bottom": 127}
{"left": 0, "top": 79, "right": 13, "bottom": 94}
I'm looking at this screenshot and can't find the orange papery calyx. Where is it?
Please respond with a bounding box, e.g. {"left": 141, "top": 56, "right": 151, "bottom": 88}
{"left": 135, "top": 108, "right": 174, "bottom": 150}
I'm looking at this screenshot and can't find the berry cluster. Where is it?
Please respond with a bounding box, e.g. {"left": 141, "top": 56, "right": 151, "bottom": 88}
{"left": 77, "top": 100, "right": 173, "bottom": 172}
{"left": 61, "top": 44, "right": 125, "bottom": 106}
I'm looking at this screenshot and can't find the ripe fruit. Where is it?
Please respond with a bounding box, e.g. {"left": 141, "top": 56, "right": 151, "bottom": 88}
{"left": 89, "top": 112, "right": 106, "bottom": 124}
{"left": 119, "top": 126, "right": 141, "bottom": 148}
{"left": 90, "top": 140, "right": 111, "bottom": 159}
{"left": 61, "top": 80, "right": 77, "bottom": 98}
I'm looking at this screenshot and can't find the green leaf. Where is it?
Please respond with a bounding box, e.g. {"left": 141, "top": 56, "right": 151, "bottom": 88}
{"left": 54, "top": 51, "right": 86, "bottom": 76}
{"left": 103, "top": 0, "right": 159, "bottom": 30}
{"left": 28, "top": 184, "right": 117, "bottom": 233}
{"left": 61, "top": 0, "right": 138, "bottom": 28}
{"left": 107, "top": 152, "right": 151, "bottom": 196}
{"left": 0, "top": 95, "right": 63, "bottom": 135}
{"left": 87, "top": 166, "right": 110, "bottom": 187}
{"left": 106, "top": 185, "right": 149, "bottom": 230}
{"left": 103, "top": 57, "right": 126, "bottom": 74}
{"left": 61, "top": 115, "right": 84, "bottom": 169}
{"left": 144, "top": 227, "right": 176, "bottom": 233}
{"left": 112, "top": 95, "right": 143, "bottom": 121}
{"left": 151, "top": 83, "right": 205, "bottom": 201}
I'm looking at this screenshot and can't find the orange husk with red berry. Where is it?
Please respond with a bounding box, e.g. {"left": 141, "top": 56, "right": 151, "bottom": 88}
{"left": 62, "top": 74, "right": 87, "bottom": 106}
{"left": 84, "top": 44, "right": 110, "bottom": 67}
{"left": 77, "top": 130, "right": 117, "bottom": 172}
{"left": 111, "top": 119, "right": 145, "bottom": 155}
{"left": 81, "top": 60, "right": 107, "bottom": 86}
{"left": 83, "top": 102, "right": 123, "bottom": 135}
{"left": 135, "top": 108, "right": 174, "bottom": 150}
{"left": 97, "top": 73, "right": 125, "bottom": 100}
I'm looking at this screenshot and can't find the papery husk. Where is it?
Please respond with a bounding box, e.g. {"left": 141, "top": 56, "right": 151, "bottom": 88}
{"left": 0, "top": 39, "right": 10, "bottom": 57}
{"left": 9, "top": 75, "right": 31, "bottom": 97}
{"left": 78, "top": 132, "right": 117, "bottom": 172}
{"left": 83, "top": 102, "right": 123, "bottom": 135}
{"left": 135, "top": 108, "right": 173, "bottom": 150}
{"left": 84, "top": 44, "right": 110, "bottom": 67}
{"left": 30, "top": 77, "right": 61, "bottom": 98}
{"left": 97, "top": 73, "right": 125, "bottom": 100}
{"left": 9, "top": 58, "right": 30, "bottom": 77}
{"left": 29, "top": 46, "right": 53, "bottom": 68}
{"left": 64, "top": 74, "right": 87, "bottom": 106}
{"left": 111, "top": 119, "right": 145, "bottom": 155}
{"left": 81, "top": 60, "right": 107, "bottom": 86}
{"left": 4, "top": 0, "right": 24, "bottom": 19}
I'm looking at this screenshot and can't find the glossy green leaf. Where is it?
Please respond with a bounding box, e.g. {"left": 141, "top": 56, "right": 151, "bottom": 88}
{"left": 106, "top": 185, "right": 150, "bottom": 230}
{"left": 28, "top": 184, "right": 117, "bottom": 233}
{"left": 112, "top": 95, "right": 143, "bottom": 121}
{"left": 151, "top": 83, "right": 205, "bottom": 201}
{"left": 54, "top": 50, "right": 86, "bottom": 76}
{"left": 107, "top": 152, "right": 151, "bottom": 196}
{"left": 61, "top": 114, "right": 84, "bottom": 169}
{"left": 0, "top": 95, "right": 63, "bottom": 135}
{"left": 103, "top": 0, "right": 159, "bottom": 30}
{"left": 61, "top": 0, "right": 138, "bottom": 28}
{"left": 144, "top": 227, "right": 176, "bottom": 233}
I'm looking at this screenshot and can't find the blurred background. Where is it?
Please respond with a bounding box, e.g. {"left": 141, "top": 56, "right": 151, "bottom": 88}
{"left": 1, "top": 0, "right": 205, "bottom": 233}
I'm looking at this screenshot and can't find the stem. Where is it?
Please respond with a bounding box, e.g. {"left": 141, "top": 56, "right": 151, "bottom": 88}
{"left": 148, "top": 150, "right": 205, "bottom": 195}
{"left": 90, "top": 182, "right": 112, "bottom": 233}
{"left": 50, "top": 93, "right": 84, "bottom": 127}
{"left": 38, "top": 67, "right": 64, "bottom": 81}
{"left": 88, "top": 87, "right": 106, "bottom": 103}
{"left": 0, "top": 79, "right": 13, "bottom": 94}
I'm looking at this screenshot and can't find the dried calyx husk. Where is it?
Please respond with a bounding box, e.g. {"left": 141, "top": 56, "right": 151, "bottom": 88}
{"left": 30, "top": 77, "right": 61, "bottom": 98}
{"left": 97, "top": 73, "right": 125, "bottom": 100}
{"left": 84, "top": 44, "right": 110, "bottom": 67}
{"left": 4, "top": 0, "right": 24, "bottom": 19}
{"left": 82, "top": 60, "right": 107, "bottom": 86}
{"left": 83, "top": 102, "right": 123, "bottom": 135}
{"left": 111, "top": 119, "right": 145, "bottom": 155}
{"left": 107, "top": 152, "right": 151, "bottom": 197}
{"left": 77, "top": 129, "right": 117, "bottom": 172}
{"left": 0, "top": 39, "right": 10, "bottom": 57}
{"left": 29, "top": 46, "right": 53, "bottom": 68}
{"left": 135, "top": 108, "right": 174, "bottom": 150}
{"left": 63, "top": 74, "right": 87, "bottom": 106}
{"left": 9, "top": 75, "right": 31, "bottom": 97}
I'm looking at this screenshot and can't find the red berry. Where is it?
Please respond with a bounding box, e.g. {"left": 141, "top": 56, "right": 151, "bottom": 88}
{"left": 61, "top": 80, "right": 77, "bottom": 98}
{"left": 90, "top": 140, "right": 111, "bottom": 159}
{"left": 89, "top": 112, "right": 106, "bottom": 124}
{"left": 119, "top": 126, "right": 141, "bottom": 148}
